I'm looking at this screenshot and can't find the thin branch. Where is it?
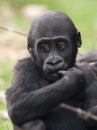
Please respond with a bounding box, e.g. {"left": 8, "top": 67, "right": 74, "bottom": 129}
{"left": 0, "top": 25, "right": 27, "bottom": 36}
{"left": 61, "top": 103, "right": 97, "bottom": 121}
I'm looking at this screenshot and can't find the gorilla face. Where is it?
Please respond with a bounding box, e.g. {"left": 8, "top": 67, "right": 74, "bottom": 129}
{"left": 35, "top": 36, "right": 72, "bottom": 81}
{"left": 27, "top": 11, "right": 82, "bottom": 81}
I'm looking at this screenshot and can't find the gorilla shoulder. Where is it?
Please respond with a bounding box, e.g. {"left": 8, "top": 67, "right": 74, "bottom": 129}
{"left": 15, "top": 58, "right": 34, "bottom": 71}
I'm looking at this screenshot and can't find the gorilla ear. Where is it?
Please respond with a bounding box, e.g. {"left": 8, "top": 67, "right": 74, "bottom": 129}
{"left": 28, "top": 46, "right": 32, "bottom": 53}
{"left": 77, "top": 30, "right": 82, "bottom": 48}
{"left": 27, "top": 40, "right": 32, "bottom": 53}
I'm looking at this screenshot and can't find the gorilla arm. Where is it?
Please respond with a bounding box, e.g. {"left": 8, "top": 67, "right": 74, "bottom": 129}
{"left": 77, "top": 61, "right": 97, "bottom": 127}
{"left": 6, "top": 61, "right": 85, "bottom": 126}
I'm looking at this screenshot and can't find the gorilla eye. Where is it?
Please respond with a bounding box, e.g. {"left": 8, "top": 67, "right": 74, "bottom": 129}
{"left": 57, "top": 42, "right": 66, "bottom": 51}
{"left": 40, "top": 43, "right": 50, "bottom": 53}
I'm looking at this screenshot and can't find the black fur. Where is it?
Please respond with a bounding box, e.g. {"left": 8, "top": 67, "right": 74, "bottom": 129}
{"left": 6, "top": 11, "right": 97, "bottom": 130}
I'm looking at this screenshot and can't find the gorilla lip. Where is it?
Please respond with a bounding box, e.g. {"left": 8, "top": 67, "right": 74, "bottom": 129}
{"left": 47, "top": 62, "right": 64, "bottom": 72}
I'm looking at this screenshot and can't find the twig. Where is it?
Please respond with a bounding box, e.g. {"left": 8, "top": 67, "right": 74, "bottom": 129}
{"left": 0, "top": 25, "right": 27, "bottom": 36}
{"left": 61, "top": 103, "right": 97, "bottom": 121}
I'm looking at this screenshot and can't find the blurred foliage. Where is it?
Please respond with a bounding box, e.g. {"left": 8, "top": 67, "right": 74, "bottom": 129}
{"left": 0, "top": 59, "right": 13, "bottom": 90}
{"left": 0, "top": 102, "right": 6, "bottom": 110}
{"left": 0, "top": 0, "right": 97, "bottom": 52}
{"left": 0, "top": 119, "right": 13, "bottom": 130}
{"left": 0, "top": 59, "right": 13, "bottom": 130}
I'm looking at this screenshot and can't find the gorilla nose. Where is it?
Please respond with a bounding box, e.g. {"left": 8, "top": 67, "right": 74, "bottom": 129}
{"left": 51, "top": 59, "right": 62, "bottom": 65}
{"left": 47, "top": 57, "right": 63, "bottom": 66}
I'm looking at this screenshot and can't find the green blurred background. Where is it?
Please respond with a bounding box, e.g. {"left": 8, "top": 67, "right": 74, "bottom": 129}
{"left": 0, "top": 0, "right": 97, "bottom": 129}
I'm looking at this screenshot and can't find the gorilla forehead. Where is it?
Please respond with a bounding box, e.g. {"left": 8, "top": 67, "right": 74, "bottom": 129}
{"left": 31, "top": 11, "right": 77, "bottom": 39}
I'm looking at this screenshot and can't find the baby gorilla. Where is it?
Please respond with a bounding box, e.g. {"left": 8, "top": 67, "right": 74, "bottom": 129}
{"left": 6, "top": 11, "right": 96, "bottom": 130}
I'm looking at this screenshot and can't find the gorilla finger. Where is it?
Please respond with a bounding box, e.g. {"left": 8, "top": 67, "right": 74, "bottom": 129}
{"left": 58, "top": 70, "right": 66, "bottom": 76}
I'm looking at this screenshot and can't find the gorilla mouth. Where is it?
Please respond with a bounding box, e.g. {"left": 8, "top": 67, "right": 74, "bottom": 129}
{"left": 47, "top": 70, "right": 63, "bottom": 81}
{"left": 46, "top": 64, "right": 66, "bottom": 80}
{"left": 45, "top": 62, "right": 68, "bottom": 81}
{"left": 43, "top": 64, "right": 64, "bottom": 81}
{"left": 47, "top": 62, "right": 65, "bottom": 72}
{"left": 47, "top": 66, "right": 64, "bottom": 75}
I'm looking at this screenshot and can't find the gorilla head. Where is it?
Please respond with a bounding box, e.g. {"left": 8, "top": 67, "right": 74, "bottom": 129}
{"left": 27, "top": 11, "right": 82, "bottom": 81}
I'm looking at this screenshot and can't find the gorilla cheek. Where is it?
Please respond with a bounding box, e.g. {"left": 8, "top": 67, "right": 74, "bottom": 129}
{"left": 43, "top": 62, "right": 50, "bottom": 74}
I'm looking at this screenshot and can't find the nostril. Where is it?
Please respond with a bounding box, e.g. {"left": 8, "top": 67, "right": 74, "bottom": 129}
{"left": 47, "top": 59, "right": 62, "bottom": 65}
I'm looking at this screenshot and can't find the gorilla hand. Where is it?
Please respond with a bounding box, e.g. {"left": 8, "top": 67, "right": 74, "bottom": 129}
{"left": 58, "top": 68, "right": 86, "bottom": 95}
